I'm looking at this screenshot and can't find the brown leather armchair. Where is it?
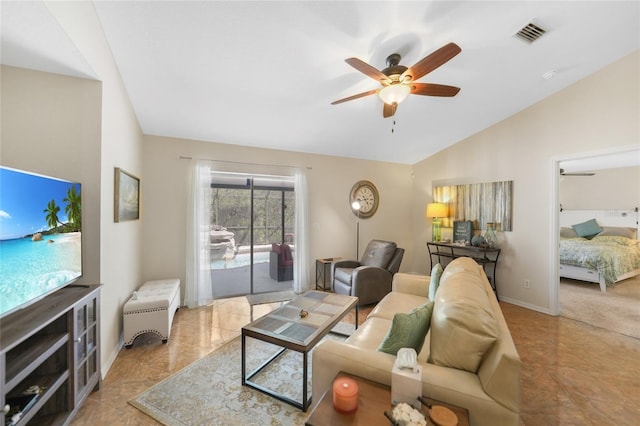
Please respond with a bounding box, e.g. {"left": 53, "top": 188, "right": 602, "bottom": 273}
{"left": 332, "top": 240, "right": 404, "bottom": 306}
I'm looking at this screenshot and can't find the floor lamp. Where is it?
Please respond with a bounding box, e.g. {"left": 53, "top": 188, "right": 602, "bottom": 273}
{"left": 426, "top": 202, "right": 448, "bottom": 242}
{"left": 352, "top": 200, "right": 361, "bottom": 259}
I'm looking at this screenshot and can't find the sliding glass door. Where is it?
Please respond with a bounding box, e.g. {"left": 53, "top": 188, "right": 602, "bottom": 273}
{"left": 209, "top": 173, "right": 294, "bottom": 298}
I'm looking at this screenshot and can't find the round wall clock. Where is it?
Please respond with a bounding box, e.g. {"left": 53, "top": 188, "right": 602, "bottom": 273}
{"left": 349, "top": 180, "right": 379, "bottom": 218}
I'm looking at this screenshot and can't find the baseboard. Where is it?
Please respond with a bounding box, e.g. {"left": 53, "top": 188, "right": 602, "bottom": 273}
{"left": 101, "top": 338, "right": 124, "bottom": 380}
{"left": 499, "top": 296, "right": 554, "bottom": 316}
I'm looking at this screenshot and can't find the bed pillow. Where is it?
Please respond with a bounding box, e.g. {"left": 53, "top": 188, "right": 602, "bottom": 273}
{"left": 378, "top": 301, "right": 434, "bottom": 356}
{"left": 560, "top": 227, "right": 578, "bottom": 239}
{"left": 597, "top": 226, "right": 636, "bottom": 239}
{"left": 572, "top": 219, "right": 602, "bottom": 238}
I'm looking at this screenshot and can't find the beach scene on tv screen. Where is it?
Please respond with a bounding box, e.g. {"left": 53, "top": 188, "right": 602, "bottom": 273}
{"left": 0, "top": 167, "right": 82, "bottom": 317}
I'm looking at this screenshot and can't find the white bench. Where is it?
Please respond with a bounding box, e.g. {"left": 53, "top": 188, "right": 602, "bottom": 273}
{"left": 123, "top": 279, "right": 181, "bottom": 348}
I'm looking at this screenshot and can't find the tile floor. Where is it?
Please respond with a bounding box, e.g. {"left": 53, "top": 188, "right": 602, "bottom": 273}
{"left": 71, "top": 297, "right": 640, "bottom": 425}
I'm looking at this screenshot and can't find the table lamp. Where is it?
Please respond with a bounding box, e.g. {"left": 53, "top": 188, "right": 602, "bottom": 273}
{"left": 426, "top": 203, "right": 448, "bottom": 242}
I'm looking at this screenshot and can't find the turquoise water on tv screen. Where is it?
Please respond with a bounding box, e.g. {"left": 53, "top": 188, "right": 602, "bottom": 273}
{"left": 0, "top": 232, "right": 81, "bottom": 317}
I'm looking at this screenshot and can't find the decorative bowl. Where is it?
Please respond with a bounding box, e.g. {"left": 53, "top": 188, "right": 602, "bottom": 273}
{"left": 384, "top": 402, "right": 427, "bottom": 426}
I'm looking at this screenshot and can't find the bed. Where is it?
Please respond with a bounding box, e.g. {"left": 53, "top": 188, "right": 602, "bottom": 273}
{"left": 559, "top": 208, "right": 640, "bottom": 292}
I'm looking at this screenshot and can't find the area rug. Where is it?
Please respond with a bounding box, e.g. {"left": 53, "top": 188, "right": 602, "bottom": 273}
{"left": 560, "top": 277, "right": 640, "bottom": 339}
{"left": 129, "top": 331, "right": 346, "bottom": 425}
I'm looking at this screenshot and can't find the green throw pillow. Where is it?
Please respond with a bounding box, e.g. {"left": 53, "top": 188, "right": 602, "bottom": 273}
{"left": 572, "top": 219, "right": 602, "bottom": 238}
{"left": 378, "top": 301, "right": 434, "bottom": 356}
{"left": 429, "top": 263, "right": 443, "bottom": 301}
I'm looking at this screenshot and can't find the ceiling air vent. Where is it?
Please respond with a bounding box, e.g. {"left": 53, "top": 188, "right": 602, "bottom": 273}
{"left": 515, "top": 22, "right": 547, "bottom": 43}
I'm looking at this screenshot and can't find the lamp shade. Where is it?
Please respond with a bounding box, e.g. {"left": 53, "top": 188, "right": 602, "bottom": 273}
{"left": 426, "top": 202, "right": 448, "bottom": 218}
{"left": 378, "top": 83, "right": 411, "bottom": 105}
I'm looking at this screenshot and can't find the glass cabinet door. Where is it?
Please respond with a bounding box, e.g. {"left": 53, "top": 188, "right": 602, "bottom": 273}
{"left": 74, "top": 292, "right": 99, "bottom": 405}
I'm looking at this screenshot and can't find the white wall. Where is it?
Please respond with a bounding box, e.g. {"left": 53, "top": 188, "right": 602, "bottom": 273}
{"left": 141, "top": 135, "right": 415, "bottom": 295}
{"left": 411, "top": 50, "right": 640, "bottom": 313}
{"left": 560, "top": 166, "right": 639, "bottom": 210}
{"left": 1, "top": 66, "right": 102, "bottom": 287}
{"left": 37, "top": 2, "right": 145, "bottom": 376}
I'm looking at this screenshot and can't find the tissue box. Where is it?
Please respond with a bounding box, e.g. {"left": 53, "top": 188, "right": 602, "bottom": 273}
{"left": 391, "top": 364, "right": 423, "bottom": 408}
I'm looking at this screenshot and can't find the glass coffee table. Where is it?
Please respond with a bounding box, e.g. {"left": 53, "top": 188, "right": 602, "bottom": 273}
{"left": 241, "top": 290, "right": 358, "bottom": 411}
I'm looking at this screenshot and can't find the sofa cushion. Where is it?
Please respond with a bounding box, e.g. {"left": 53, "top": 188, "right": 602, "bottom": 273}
{"left": 369, "top": 291, "right": 427, "bottom": 321}
{"left": 378, "top": 301, "right": 434, "bottom": 355}
{"left": 429, "top": 257, "right": 499, "bottom": 373}
{"left": 429, "top": 263, "right": 443, "bottom": 300}
{"left": 346, "top": 317, "right": 393, "bottom": 350}
{"left": 360, "top": 240, "right": 397, "bottom": 268}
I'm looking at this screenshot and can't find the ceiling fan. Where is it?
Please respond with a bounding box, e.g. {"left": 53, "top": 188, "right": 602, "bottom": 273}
{"left": 331, "top": 42, "right": 462, "bottom": 118}
{"left": 560, "top": 168, "right": 596, "bottom": 176}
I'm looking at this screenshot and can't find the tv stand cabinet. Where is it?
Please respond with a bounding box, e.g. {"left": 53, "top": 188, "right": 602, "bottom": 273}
{"left": 1, "top": 285, "right": 101, "bottom": 425}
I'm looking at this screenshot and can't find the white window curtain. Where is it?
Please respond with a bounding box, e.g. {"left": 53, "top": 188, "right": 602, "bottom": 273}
{"left": 293, "top": 168, "right": 310, "bottom": 293}
{"left": 185, "top": 160, "right": 213, "bottom": 308}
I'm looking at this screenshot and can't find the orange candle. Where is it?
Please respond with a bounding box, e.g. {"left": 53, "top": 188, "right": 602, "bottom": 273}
{"left": 332, "top": 377, "right": 358, "bottom": 414}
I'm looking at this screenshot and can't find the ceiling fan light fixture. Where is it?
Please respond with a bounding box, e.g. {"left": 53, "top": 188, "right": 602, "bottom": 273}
{"left": 378, "top": 83, "right": 411, "bottom": 105}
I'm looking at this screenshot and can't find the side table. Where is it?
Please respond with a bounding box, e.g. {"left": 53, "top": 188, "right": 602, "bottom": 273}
{"left": 315, "top": 258, "right": 341, "bottom": 291}
{"left": 305, "top": 372, "right": 469, "bottom": 426}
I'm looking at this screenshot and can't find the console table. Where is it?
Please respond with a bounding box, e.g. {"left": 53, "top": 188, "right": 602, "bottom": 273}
{"left": 427, "top": 242, "right": 501, "bottom": 299}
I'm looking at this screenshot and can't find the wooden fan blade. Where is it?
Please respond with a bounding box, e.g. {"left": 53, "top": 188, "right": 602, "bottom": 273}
{"left": 345, "top": 58, "right": 391, "bottom": 83}
{"left": 411, "top": 82, "right": 460, "bottom": 97}
{"left": 331, "top": 89, "right": 379, "bottom": 105}
{"left": 383, "top": 102, "right": 397, "bottom": 118}
{"left": 402, "top": 42, "right": 461, "bottom": 82}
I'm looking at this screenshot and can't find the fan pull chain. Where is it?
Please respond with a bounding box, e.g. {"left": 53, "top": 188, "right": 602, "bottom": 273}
{"left": 391, "top": 116, "right": 397, "bottom": 133}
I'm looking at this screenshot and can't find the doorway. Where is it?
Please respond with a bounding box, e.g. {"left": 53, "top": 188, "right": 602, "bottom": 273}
{"left": 551, "top": 145, "right": 640, "bottom": 317}
{"left": 209, "top": 172, "right": 295, "bottom": 299}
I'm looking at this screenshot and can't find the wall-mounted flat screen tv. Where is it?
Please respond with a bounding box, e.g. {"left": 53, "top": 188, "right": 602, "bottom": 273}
{"left": 0, "top": 166, "right": 82, "bottom": 318}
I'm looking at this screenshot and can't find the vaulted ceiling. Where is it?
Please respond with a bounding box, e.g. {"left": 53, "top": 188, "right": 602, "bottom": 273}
{"left": 2, "top": 1, "right": 639, "bottom": 164}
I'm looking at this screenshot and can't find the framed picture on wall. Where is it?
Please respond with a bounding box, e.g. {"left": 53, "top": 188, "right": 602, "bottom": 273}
{"left": 453, "top": 220, "right": 473, "bottom": 244}
{"left": 114, "top": 167, "right": 140, "bottom": 222}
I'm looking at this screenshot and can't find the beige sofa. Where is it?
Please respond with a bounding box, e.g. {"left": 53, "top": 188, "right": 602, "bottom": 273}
{"left": 312, "top": 257, "right": 521, "bottom": 426}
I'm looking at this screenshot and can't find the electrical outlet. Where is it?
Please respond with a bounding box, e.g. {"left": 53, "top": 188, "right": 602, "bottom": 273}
{"left": 524, "top": 280, "right": 530, "bottom": 288}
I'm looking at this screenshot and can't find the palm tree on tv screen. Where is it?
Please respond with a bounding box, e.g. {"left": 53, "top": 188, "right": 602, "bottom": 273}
{"left": 44, "top": 199, "right": 61, "bottom": 232}
{"left": 63, "top": 186, "right": 81, "bottom": 231}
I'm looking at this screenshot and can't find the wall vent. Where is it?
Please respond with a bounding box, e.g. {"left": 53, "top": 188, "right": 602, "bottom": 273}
{"left": 515, "top": 22, "right": 547, "bottom": 43}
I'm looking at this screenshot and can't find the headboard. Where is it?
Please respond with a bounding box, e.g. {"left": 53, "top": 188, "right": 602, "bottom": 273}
{"left": 559, "top": 208, "right": 639, "bottom": 232}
